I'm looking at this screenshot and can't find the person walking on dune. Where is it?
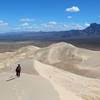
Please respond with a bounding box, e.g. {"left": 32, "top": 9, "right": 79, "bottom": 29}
{"left": 16, "top": 64, "right": 21, "bottom": 77}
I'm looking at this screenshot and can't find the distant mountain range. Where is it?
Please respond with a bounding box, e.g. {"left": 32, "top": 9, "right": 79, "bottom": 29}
{"left": 0, "top": 23, "right": 100, "bottom": 41}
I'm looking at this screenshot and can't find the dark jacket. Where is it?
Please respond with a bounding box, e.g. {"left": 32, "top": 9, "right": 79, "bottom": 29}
{"left": 16, "top": 65, "right": 21, "bottom": 72}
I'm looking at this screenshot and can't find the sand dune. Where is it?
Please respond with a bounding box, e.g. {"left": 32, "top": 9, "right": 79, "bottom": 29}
{"left": 34, "top": 60, "right": 100, "bottom": 100}
{"left": 34, "top": 42, "right": 81, "bottom": 64}
{"left": 0, "top": 46, "right": 40, "bottom": 72}
{"left": 0, "top": 72, "right": 59, "bottom": 100}
{"left": 34, "top": 42, "right": 100, "bottom": 78}
{"left": 0, "top": 42, "right": 100, "bottom": 100}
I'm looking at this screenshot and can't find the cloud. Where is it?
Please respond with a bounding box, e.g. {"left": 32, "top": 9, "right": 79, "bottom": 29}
{"left": 66, "top": 6, "right": 80, "bottom": 13}
{"left": 0, "top": 19, "right": 88, "bottom": 33}
{"left": 48, "top": 21, "right": 57, "bottom": 25}
{"left": 20, "top": 18, "right": 34, "bottom": 22}
{"left": 40, "top": 21, "right": 58, "bottom": 31}
{"left": 74, "top": 24, "right": 84, "bottom": 29}
{"left": 40, "top": 21, "right": 61, "bottom": 31}
{"left": 64, "top": 24, "right": 84, "bottom": 30}
{"left": 84, "top": 23, "right": 90, "bottom": 27}
{"left": 12, "top": 27, "right": 21, "bottom": 31}
{"left": 67, "top": 16, "right": 72, "bottom": 19}
{"left": 0, "top": 20, "right": 8, "bottom": 26}
{"left": 13, "top": 18, "right": 35, "bottom": 32}
{"left": 12, "top": 21, "right": 89, "bottom": 32}
{"left": 20, "top": 22, "right": 29, "bottom": 27}
{"left": 0, "top": 20, "right": 11, "bottom": 33}
{"left": 40, "top": 21, "right": 85, "bottom": 31}
{"left": 13, "top": 22, "right": 35, "bottom": 32}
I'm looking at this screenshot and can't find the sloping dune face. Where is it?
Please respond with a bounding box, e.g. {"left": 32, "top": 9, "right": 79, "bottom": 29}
{"left": 0, "top": 46, "right": 40, "bottom": 71}
{"left": 34, "top": 42, "right": 84, "bottom": 75}
{"left": 1, "top": 42, "right": 100, "bottom": 78}
{"left": 0, "top": 73, "right": 60, "bottom": 100}
{"left": 1, "top": 42, "right": 100, "bottom": 77}
{"left": 34, "top": 42, "right": 82, "bottom": 64}
{"left": 34, "top": 42, "right": 100, "bottom": 78}
{"left": 12, "top": 42, "right": 86, "bottom": 76}
{"left": 1, "top": 42, "right": 100, "bottom": 100}
{"left": 34, "top": 60, "right": 100, "bottom": 100}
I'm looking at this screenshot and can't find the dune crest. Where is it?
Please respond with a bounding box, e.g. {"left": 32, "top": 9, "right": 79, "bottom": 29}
{"left": 34, "top": 42, "right": 82, "bottom": 64}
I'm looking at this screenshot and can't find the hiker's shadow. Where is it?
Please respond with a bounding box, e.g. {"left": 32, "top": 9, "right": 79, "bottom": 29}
{"left": 6, "top": 77, "right": 16, "bottom": 82}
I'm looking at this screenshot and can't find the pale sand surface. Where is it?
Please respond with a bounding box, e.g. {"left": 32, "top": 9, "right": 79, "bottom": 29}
{"left": 0, "top": 42, "right": 100, "bottom": 100}
{"left": 0, "top": 72, "right": 60, "bottom": 100}
{"left": 34, "top": 60, "right": 100, "bottom": 100}
{"left": 33, "top": 42, "right": 100, "bottom": 78}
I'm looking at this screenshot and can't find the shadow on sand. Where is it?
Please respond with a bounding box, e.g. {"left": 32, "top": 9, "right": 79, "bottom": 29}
{"left": 6, "top": 76, "right": 16, "bottom": 82}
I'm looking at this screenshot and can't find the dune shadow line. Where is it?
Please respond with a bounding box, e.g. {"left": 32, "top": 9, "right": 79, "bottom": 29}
{"left": 6, "top": 77, "right": 16, "bottom": 82}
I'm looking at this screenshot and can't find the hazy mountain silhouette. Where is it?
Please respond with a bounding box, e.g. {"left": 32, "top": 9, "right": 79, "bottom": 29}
{"left": 0, "top": 23, "right": 100, "bottom": 41}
